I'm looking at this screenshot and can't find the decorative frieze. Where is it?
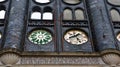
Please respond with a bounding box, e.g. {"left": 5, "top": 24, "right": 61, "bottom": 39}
{"left": 20, "top": 57, "right": 105, "bottom": 65}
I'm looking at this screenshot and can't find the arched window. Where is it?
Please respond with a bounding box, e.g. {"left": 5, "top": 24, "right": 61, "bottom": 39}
{"left": 43, "top": 7, "right": 53, "bottom": 20}
{"left": 31, "top": 6, "right": 41, "bottom": 20}
{"left": 0, "top": 5, "right": 6, "bottom": 19}
{"left": 0, "top": 10, "right": 5, "bottom": 19}
{"left": 75, "top": 9, "right": 84, "bottom": 20}
{"left": 43, "top": 13, "right": 53, "bottom": 20}
{"left": 31, "top": 12, "right": 41, "bottom": 20}
{"left": 63, "top": 9, "right": 72, "bottom": 20}
{"left": 110, "top": 9, "right": 120, "bottom": 21}
{"left": 35, "top": 0, "right": 50, "bottom": 3}
{"left": 108, "top": 0, "right": 120, "bottom": 6}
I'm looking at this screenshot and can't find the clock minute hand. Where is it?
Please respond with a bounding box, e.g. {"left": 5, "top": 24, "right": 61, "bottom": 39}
{"left": 69, "top": 34, "right": 78, "bottom": 39}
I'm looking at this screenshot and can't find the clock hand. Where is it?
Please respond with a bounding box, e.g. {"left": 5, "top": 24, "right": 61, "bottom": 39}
{"left": 76, "top": 37, "right": 82, "bottom": 43}
{"left": 69, "top": 33, "right": 81, "bottom": 39}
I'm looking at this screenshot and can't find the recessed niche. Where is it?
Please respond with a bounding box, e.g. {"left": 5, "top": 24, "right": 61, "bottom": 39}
{"left": 31, "top": 12, "right": 41, "bottom": 20}
{"left": 43, "top": 13, "right": 53, "bottom": 20}
{"left": 43, "top": 7, "right": 53, "bottom": 20}
{"left": 31, "top": 6, "right": 41, "bottom": 20}
{"left": 75, "top": 9, "right": 85, "bottom": 20}
{"left": 0, "top": 10, "right": 5, "bottom": 19}
{"left": 63, "top": 9, "right": 72, "bottom": 20}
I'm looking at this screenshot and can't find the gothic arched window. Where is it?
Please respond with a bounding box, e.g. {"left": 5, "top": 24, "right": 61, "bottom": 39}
{"left": 63, "top": 9, "right": 72, "bottom": 20}
{"left": 110, "top": 9, "right": 120, "bottom": 21}
{"left": 0, "top": 5, "right": 6, "bottom": 19}
{"left": 75, "top": 9, "right": 84, "bottom": 20}
{"left": 31, "top": 6, "right": 41, "bottom": 20}
{"left": 43, "top": 7, "right": 53, "bottom": 20}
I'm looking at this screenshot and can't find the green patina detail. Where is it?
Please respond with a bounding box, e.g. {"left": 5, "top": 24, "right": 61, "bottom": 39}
{"left": 28, "top": 30, "right": 52, "bottom": 45}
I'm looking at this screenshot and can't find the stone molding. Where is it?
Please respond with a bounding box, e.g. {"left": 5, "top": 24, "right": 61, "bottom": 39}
{"left": 19, "top": 57, "right": 105, "bottom": 65}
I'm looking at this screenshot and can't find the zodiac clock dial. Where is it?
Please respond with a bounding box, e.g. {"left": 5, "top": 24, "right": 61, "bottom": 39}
{"left": 64, "top": 30, "right": 88, "bottom": 45}
{"left": 28, "top": 30, "right": 52, "bottom": 45}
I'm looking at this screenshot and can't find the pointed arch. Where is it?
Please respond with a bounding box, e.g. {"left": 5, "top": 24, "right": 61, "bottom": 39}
{"left": 31, "top": 12, "right": 41, "bottom": 20}
{"left": 31, "top": 6, "right": 41, "bottom": 20}
{"left": 0, "top": 5, "right": 6, "bottom": 19}
{"left": 43, "top": 7, "right": 53, "bottom": 20}
{"left": 110, "top": 9, "right": 120, "bottom": 21}
{"left": 43, "top": 13, "right": 53, "bottom": 20}
{"left": 75, "top": 9, "right": 85, "bottom": 20}
{"left": 63, "top": 8, "right": 72, "bottom": 20}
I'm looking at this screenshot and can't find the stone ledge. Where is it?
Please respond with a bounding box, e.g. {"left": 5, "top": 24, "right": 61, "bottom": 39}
{"left": 0, "top": 65, "right": 103, "bottom": 67}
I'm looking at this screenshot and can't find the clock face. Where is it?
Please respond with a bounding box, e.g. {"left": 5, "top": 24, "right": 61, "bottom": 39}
{"left": 117, "top": 33, "right": 120, "bottom": 41}
{"left": 28, "top": 30, "right": 52, "bottom": 45}
{"left": 0, "top": 32, "right": 2, "bottom": 39}
{"left": 64, "top": 30, "right": 88, "bottom": 45}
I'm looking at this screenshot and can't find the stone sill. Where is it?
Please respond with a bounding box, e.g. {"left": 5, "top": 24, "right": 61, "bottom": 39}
{"left": 0, "top": 48, "right": 120, "bottom": 57}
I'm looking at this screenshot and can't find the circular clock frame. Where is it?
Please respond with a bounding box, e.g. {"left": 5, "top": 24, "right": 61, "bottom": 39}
{"left": 64, "top": 30, "right": 88, "bottom": 45}
{"left": 28, "top": 29, "right": 52, "bottom": 45}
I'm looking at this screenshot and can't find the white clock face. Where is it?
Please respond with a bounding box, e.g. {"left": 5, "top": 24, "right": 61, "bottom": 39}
{"left": 64, "top": 30, "right": 88, "bottom": 45}
{"left": 28, "top": 30, "right": 52, "bottom": 45}
{"left": 117, "top": 33, "right": 120, "bottom": 41}
{"left": 0, "top": 32, "right": 2, "bottom": 39}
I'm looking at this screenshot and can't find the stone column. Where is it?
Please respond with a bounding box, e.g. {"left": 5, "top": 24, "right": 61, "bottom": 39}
{"left": 0, "top": 0, "right": 28, "bottom": 66}
{"left": 86, "top": 0, "right": 120, "bottom": 66}
{"left": 3, "top": 0, "right": 28, "bottom": 51}
{"left": 86, "top": 0, "right": 116, "bottom": 51}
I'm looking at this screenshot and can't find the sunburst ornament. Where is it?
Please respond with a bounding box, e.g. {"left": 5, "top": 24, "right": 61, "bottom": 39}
{"left": 28, "top": 30, "right": 52, "bottom": 45}
{"left": 64, "top": 30, "right": 88, "bottom": 45}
